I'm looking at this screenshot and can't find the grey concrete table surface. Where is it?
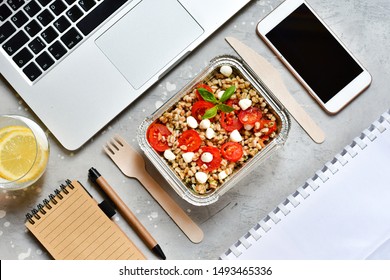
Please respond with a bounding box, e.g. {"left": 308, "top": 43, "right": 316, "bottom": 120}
{"left": 1, "top": 0, "right": 389, "bottom": 260}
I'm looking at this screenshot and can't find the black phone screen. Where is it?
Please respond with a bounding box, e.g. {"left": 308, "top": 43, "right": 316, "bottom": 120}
{"left": 265, "top": 3, "right": 363, "bottom": 103}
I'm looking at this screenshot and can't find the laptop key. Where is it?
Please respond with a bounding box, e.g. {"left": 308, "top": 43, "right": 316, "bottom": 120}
{"left": 23, "top": 1, "right": 41, "bottom": 17}
{"left": 77, "top": 0, "right": 127, "bottom": 36}
{"left": 10, "top": 10, "right": 28, "bottom": 28}
{"left": 25, "top": 19, "right": 42, "bottom": 37}
{"left": 61, "top": 27, "right": 82, "bottom": 49}
{"left": 13, "top": 47, "right": 33, "bottom": 68}
{"left": 0, "top": 4, "right": 12, "bottom": 21}
{"left": 64, "top": 0, "right": 76, "bottom": 4}
{"left": 48, "top": 40, "right": 67, "bottom": 60}
{"left": 7, "top": 0, "right": 25, "bottom": 11}
{"left": 28, "top": 37, "right": 46, "bottom": 54}
{"left": 0, "top": 21, "right": 16, "bottom": 44}
{"left": 53, "top": 15, "right": 71, "bottom": 33}
{"left": 49, "top": 0, "right": 67, "bottom": 16}
{"left": 23, "top": 62, "right": 42, "bottom": 81}
{"left": 2, "top": 30, "right": 29, "bottom": 55}
{"left": 37, "top": 9, "right": 55, "bottom": 26}
{"left": 41, "top": 26, "right": 58, "bottom": 44}
{"left": 36, "top": 51, "right": 55, "bottom": 70}
{"left": 66, "top": 5, "right": 83, "bottom": 22}
{"left": 78, "top": 0, "right": 96, "bottom": 12}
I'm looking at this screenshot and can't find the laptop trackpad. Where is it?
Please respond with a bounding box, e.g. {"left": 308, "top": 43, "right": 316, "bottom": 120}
{"left": 95, "top": 0, "right": 204, "bottom": 89}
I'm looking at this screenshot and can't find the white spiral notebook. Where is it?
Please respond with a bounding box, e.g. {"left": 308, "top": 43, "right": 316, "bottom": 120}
{"left": 221, "top": 109, "right": 390, "bottom": 260}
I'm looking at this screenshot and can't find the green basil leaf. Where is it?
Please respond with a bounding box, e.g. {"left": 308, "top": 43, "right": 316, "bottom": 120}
{"left": 202, "top": 106, "right": 218, "bottom": 119}
{"left": 217, "top": 104, "right": 235, "bottom": 113}
{"left": 219, "top": 86, "right": 236, "bottom": 103}
{"left": 198, "top": 88, "right": 217, "bottom": 104}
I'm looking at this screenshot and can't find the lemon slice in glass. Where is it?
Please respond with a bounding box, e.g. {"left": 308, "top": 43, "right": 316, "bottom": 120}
{"left": 0, "top": 126, "right": 48, "bottom": 183}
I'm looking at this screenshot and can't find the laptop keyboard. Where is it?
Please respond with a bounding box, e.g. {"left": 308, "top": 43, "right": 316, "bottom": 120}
{"left": 0, "top": 0, "right": 129, "bottom": 82}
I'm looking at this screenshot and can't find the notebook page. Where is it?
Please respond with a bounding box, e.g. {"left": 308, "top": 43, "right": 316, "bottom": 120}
{"left": 226, "top": 114, "right": 390, "bottom": 259}
{"left": 26, "top": 181, "right": 145, "bottom": 260}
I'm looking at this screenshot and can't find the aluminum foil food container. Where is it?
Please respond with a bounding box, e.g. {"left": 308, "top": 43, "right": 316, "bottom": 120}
{"left": 138, "top": 55, "right": 290, "bottom": 206}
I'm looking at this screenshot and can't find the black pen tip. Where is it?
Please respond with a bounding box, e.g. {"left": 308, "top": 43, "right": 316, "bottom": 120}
{"left": 152, "top": 244, "right": 166, "bottom": 260}
{"left": 88, "top": 167, "right": 101, "bottom": 183}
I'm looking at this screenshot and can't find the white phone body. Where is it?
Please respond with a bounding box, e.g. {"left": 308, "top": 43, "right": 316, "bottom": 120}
{"left": 256, "top": 0, "right": 372, "bottom": 114}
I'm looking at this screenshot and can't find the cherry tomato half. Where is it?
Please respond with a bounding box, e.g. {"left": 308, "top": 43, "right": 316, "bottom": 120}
{"left": 255, "top": 119, "right": 277, "bottom": 136}
{"left": 195, "top": 83, "right": 213, "bottom": 100}
{"left": 220, "top": 142, "right": 243, "bottom": 162}
{"left": 238, "top": 107, "right": 262, "bottom": 125}
{"left": 147, "top": 123, "right": 171, "bottom": 152}
{"left": 178, "top": 130, "right": 202, "bottom": 152}
{"left": 220, "top": 99, "right": 242, "bottom": 132}
{"left": 220, "top": 111, "right": 243, "bottom": 132}
{"left": 197, "top": 146, "right": 222, "bottom": 172}
{"left": 191, "top": 100, "right": 215, "bottom": 121}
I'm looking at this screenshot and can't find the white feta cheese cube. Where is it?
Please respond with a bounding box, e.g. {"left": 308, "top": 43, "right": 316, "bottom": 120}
{"left": 199, "top": 119, "right": 211, "bottom": 129}
{"left": 217, "top": 90, "right": 225, "bottom": 100}
{"left": 230, "top": 129, "right": 243, "bottom": 142}
{"left": 218, "top": 171, "right": 228, "bottom": 180}
{"left": 205, "top": 127, "right": 215, "bottom": 139}
{"left": 186, "top": 116, "right": 198, "bottom": 128}
{"left": 201, "top": 152, "right": 213, "bottom": 163}
{"left": 195, "top": 172, "right": 208, "bottom": 184}
{"left": 163, "top": 149, "right": 176, "bottom": 161}
{"left": 239, "top": 98, "right": 252, "bottom": 110}
{"left": 220, "top": 65, "right": 233, "bottom": 77}
{"left": 182, "top": 152, "right": 195, "bottom": 163}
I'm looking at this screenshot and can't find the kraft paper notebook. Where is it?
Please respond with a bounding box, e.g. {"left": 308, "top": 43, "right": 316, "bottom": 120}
{"left": 221, "top": 109, "right": 390, "bottom": 260}
{"left": 25, "top": 180, "right": 145, "bottom": 260}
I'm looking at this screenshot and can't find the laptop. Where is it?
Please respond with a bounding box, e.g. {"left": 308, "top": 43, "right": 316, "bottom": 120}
{"left": 0, "top": 0, "right": 250, "bottom": 150}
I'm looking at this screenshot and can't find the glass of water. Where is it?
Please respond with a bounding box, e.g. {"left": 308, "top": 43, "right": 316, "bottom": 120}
{"left": 0, "top": 115, "right": 50, "bottom": 191}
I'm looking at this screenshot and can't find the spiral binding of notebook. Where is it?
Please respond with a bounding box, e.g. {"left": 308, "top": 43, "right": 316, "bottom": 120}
{"left": 25, "top": 179, "right": 75, "bottom": 225}
{"left": 220, "top": 109, "right": 390, "bottom": 259}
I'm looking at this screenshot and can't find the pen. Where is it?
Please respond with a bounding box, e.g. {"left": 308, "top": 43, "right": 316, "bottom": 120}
{"left": 88, "top": 167, "right": 166, "bottom": 260}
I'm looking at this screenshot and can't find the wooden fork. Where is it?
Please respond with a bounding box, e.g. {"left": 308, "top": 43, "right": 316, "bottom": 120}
{"left": 103, "top": 134, "right": 204, "bottom": 243}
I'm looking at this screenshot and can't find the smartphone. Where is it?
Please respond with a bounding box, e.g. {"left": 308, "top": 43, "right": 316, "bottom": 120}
{"left": 256, "top": 0, "right": 371, "bottom": 114}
